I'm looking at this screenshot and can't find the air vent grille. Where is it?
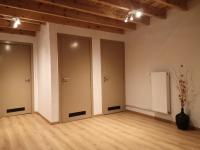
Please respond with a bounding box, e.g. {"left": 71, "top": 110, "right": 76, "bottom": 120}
{"left": 7, "top": 107, "right": 25, "bottom": 113}
{"left": 108, "top": 106, "right": 121, "bottom": 111}
{"left": 69, "top": 111, "right": 86, "bottom": 117}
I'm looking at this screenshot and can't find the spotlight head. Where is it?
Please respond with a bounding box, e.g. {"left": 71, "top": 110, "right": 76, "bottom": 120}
{"left": 15, "top": 18, "right": 21, "bottom": 25}
{"left": 12, "top": 17, "right": 21, "bottom": 28}
{"left": 124, "top": 17, "right": 128, "bottom": 23}
{"left": 13, "top": 22, "right": 18, "bottom": 28}
{"left": 130, "top": 15, "right": 134, "bottom": 21}
{"left": 135, "top": 10, "right": 143, "bottom": 18}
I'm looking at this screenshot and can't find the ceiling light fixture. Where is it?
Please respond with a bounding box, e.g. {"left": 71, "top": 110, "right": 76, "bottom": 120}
{"left": 12, "top": 17, "right": 21, "bottom": 28}
{"left": 124, "top": 9, "right": 143, "bottom": 23}
{"left": 135, "top": 10, "right": 143, "bottom": 18}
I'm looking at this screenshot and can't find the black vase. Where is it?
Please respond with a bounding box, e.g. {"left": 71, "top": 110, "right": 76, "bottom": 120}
{"left": 176, "top": 108, "right": 190, "bottom": 130}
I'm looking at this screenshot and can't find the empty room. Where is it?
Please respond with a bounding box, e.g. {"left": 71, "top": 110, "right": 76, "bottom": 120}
{"left": 0, "top": 0, "right": 200, "bottom": 149}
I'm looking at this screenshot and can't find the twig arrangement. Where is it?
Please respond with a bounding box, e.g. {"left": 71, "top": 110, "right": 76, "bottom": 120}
{"left": 177, "top": 73, "right": 187, "bottom": 108}
{"left": 174, "top": 65, "right": 191, "bottom": 108}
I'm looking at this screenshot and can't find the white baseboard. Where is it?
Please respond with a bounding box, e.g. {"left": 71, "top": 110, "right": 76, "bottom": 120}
{"left": 126, "top": 105, "right": 173, "bottom": 122}
{"left": 126, "top": 105, "right": 156, "bottom": 117}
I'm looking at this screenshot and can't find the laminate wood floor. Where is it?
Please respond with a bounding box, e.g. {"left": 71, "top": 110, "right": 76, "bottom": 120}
{"left": 0, "top": 111, "right": 200, "bottom": 150}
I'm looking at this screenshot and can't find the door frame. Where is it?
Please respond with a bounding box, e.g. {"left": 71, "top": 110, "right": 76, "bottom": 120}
{"left": 0, "top": 40, "right": 34, "bottom": 116}
{"left": 100, "top": 39, "right": 126, "bottom": 115}
{"left": 57, "top": 33, "right": 93, "bottom": 122}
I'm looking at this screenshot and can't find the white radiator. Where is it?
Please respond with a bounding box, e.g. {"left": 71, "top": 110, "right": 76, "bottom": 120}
{"left": 151, "top": 72, "right": 170, "bottom": 114}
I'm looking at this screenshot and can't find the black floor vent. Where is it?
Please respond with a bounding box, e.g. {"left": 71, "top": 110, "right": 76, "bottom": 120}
{"left": 108, "top": 106, "right": 121, "bottom": 111}
{"left": 7, "top": 107, "right": 25, "bottom": 113}
{"left": 69, "top": 111, "right": 86, "bottom": 117}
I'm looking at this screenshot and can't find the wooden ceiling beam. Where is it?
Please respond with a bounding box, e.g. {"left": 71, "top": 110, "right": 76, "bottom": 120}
{"left": 93, "top": 0, "right": 167, "bottom": 18}
{"left": 0, "top": 0, "right": 136, "bottom": 30}
{"left": 153, "top": 0, "right": 188, "bottom": 10}
{"left": 0, "top": 18, "right": 40, "bottom": 31}
{"left": 0, "top": 5, "right": 125, "bottom": 34}
{"left": 0, "top": 14, "right": 45, "bottom": 25}
{"left": 0, "top": 27, "right": 36, "bottom": 36}
{"left": 16, "top": 18, "right": 45, "bottom": 25}
{"left": 36, "top": 0, "right": 150, "bottom": 25}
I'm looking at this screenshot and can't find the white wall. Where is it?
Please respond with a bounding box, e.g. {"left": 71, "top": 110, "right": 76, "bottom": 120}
{"left": 0, "top": 32, "right": 38, "bottom": 112}
{"left": 125, "top": 0, "right": 200, "bottom": 127}
{"left": 36, "top": 24, "right": 53, "bottom": 121}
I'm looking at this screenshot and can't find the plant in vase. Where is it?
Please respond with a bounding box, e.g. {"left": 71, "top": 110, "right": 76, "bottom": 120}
{"left": 175, "top": 65, "right": 190, "bottom": 130}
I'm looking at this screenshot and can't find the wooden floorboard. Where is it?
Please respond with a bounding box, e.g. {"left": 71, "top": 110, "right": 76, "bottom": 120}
{"left": 0, "top": 111, "right": 200, "bottom": 150}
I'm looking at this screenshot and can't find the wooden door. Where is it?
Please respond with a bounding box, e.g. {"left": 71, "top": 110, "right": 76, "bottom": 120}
{"left": 0, "top": 42, "right": 32, "bottom": 117}
{"left": 101, "top": 39, "right": 125, "bottom": 114}
{"left": 58, "top": 34, "right": 92, "bottom": 122}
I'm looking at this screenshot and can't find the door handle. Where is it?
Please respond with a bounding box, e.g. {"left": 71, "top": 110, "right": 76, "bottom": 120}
{"left": 62, "top": 77, "right": 71, "bottom": 83}
{"left": 25, "top": 77, "right": 31, "bottom": 82}
{"left": 104, "top": 76, "right": 109, "bottom": 82}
